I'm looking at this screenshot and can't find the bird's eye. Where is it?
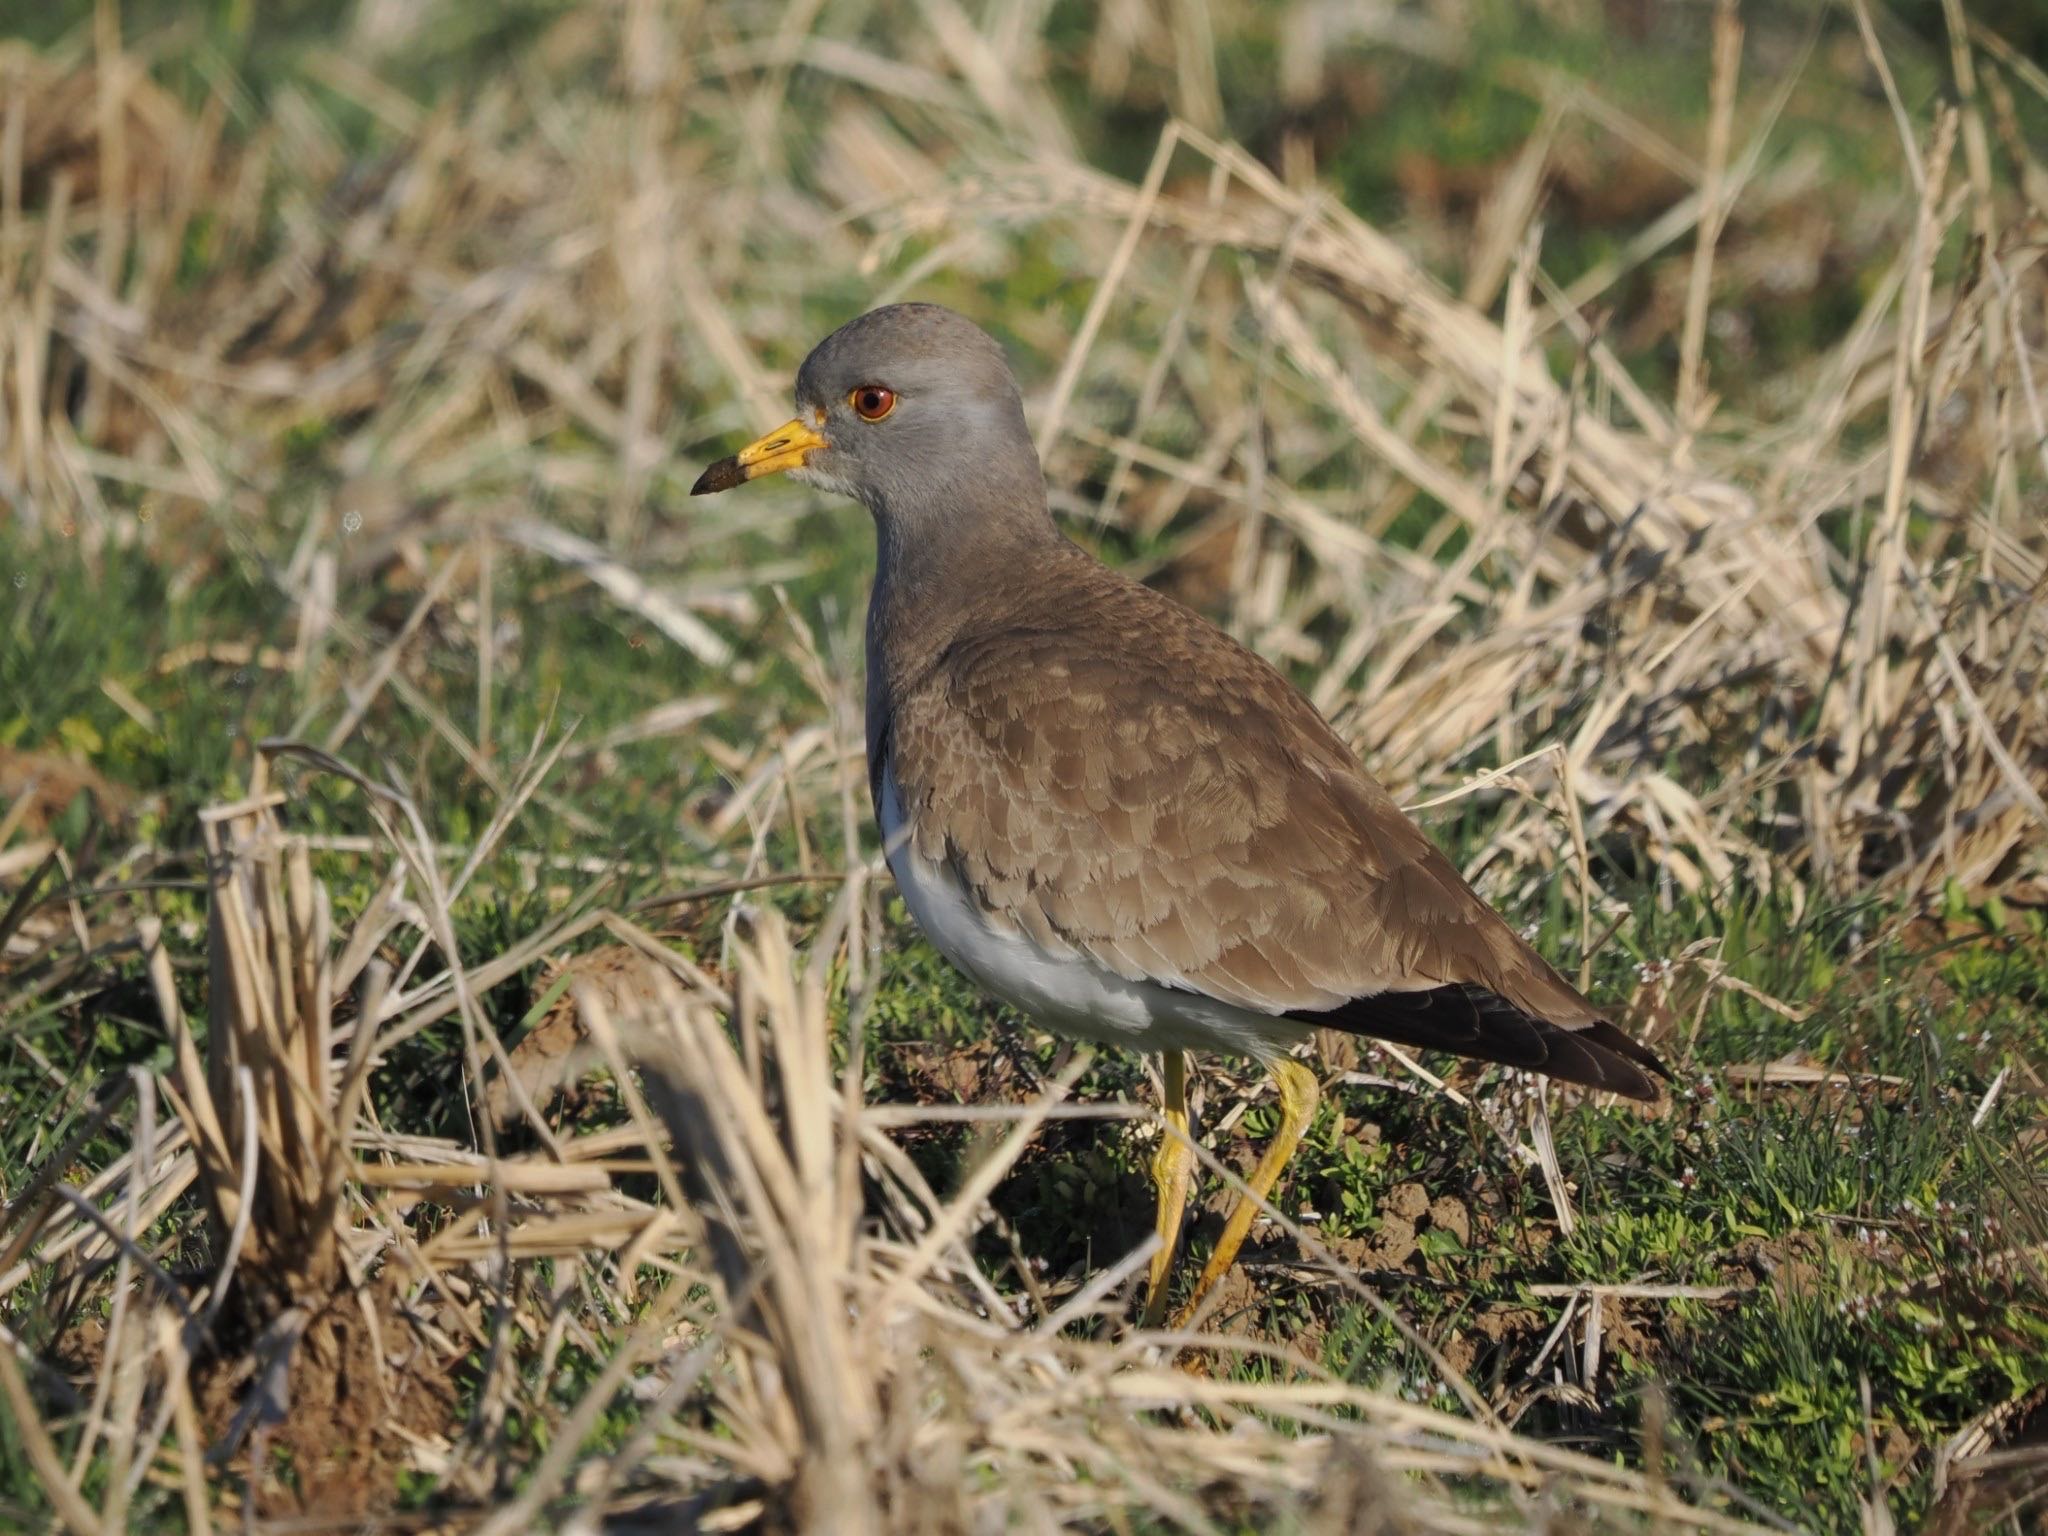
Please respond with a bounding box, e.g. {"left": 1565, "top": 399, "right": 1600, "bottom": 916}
{"left": 849, "top": 385, "right": 896, "bottom": 422}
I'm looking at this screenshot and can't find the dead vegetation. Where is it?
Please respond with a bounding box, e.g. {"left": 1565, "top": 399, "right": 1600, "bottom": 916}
{"left": 2, "top": 0, "right": 2047, "bottom": 1529}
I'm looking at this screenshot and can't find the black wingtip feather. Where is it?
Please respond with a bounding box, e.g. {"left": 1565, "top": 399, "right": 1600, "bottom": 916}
{"left": 1292, "top": 984, "right": 1669, "bottom": 1102}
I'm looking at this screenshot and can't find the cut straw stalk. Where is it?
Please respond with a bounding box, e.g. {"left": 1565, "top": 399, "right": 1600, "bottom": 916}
{"left": 351, "top": 1159, "right": 613, "bottom": 1194}
{"left": 183, "top": 792, "right": 344, "bottom": 1295}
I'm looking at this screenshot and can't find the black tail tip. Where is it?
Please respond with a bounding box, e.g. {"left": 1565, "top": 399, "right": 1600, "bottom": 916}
{"left": 1585, "top": 1020, "right": 1673, "bottom": 1101}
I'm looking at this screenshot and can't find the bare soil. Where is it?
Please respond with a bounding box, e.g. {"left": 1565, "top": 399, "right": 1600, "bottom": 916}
{"left": 197, "top": 1277, "right": 459, "bottom": 1522}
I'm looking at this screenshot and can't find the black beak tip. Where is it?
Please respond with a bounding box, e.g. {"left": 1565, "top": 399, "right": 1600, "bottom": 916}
{"left": 691, "top": 457, "right": 743, "bottom": 496}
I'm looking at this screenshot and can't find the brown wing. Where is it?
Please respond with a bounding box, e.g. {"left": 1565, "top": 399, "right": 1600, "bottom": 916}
{"left": 882, "top": 561, "right": 1665, "bottom": 1099}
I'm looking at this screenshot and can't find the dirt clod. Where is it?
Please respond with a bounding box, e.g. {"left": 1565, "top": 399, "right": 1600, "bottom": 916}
{"left": 197, "top": 1278, "right": 458, "bottom": 1521}
{"left": 1385, "top": 1182, "right": 1429, "bottom": 1222}
{"left": 485, "top": 944, "right": 656, "bottom": 1132}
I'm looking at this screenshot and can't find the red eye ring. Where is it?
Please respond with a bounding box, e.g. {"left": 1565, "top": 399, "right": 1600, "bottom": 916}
{"left": 849, "top": 384, "right": 896, "bottom": 422}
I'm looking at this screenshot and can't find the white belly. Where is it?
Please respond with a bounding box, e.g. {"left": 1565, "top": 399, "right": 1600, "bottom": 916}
{"left": 878, "top": 766, "right": 1306, "bottom": 1061}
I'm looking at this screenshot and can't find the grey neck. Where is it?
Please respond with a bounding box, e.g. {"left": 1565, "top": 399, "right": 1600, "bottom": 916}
{"left": 862, "top": 464, "right": 1069, "bottom": 769}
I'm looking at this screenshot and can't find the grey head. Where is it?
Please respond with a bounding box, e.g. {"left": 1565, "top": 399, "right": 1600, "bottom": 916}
{"left": 690, "top": 304, "right": 1051, "bottom": 541}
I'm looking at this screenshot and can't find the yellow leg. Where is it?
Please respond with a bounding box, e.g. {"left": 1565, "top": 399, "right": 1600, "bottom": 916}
{"left": 1170, "top": 1056, "right": 1318, "bottom": 1332}
{"left": 1140, "top": 1050, "right": 1193, "bottom": 1328}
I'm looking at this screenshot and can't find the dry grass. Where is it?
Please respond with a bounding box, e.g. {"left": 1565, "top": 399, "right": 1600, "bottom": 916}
{"left": 2, "top": 760, "right": 1785, "bottom": 1532}
{"left": 2, "top": 0, "right": 2046, "bottom": 1529}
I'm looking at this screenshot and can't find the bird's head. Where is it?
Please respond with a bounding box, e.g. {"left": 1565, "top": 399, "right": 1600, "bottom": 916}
{"left": 690, "top": 303, "right": 1042, "bottom": 524}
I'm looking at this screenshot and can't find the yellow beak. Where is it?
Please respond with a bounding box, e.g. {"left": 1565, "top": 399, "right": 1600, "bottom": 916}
{"left": 690, "top": 417, "right": 828, "bottom": 495}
